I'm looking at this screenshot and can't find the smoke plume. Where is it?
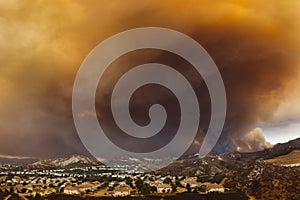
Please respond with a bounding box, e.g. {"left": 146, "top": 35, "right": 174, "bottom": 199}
{"left": 0, "top": 0, "right": 300, "bottom": 158}
{"left": 231, "top": 128, "right": 273, "bottom": 152}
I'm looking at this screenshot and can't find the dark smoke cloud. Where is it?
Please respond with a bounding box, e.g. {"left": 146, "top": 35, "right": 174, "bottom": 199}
{"left": 0, "top": 0, "right": 299, "bottom": 158}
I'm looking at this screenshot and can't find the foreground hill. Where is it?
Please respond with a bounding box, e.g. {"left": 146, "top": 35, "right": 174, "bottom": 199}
{"left": 157, "top": 138, "right": 300, "bottom": 199}
{"left": 265, "top": 150, "right": 300, "bottom": 166}
{"left": 158, "top": 138, "right": 300, "bottom": 175}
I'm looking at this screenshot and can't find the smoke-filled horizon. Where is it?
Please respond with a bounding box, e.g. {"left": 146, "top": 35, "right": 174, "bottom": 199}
{"left": 0, "top": 0, "right": 300, "bottom": 158}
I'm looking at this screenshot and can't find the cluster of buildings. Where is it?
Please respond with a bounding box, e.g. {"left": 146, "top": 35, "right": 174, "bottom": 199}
{"left": 0, "top": 165, "right": 225, "bottom": 198}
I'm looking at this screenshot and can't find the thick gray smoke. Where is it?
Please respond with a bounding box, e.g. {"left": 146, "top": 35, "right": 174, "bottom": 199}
{"left": 0, "top": 0, "right": 299, "bottom": 158}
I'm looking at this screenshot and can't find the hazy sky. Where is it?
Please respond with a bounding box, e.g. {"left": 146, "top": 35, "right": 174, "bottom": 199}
{"left": 0, "top": 0, "right": 300, "bottom": 158}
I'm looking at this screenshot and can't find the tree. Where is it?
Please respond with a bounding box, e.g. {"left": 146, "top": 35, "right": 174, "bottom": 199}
{"left": 35, "top": 193, "right": 41, "bottom": 198}
{"left": 163, "top": 177, "right": 172, "bottom": 184}
{"left": 186, "top": 183, "right": 191, "bottom": 193}
{"left": 175, "top": 179, "right": 181, "bottom": 187}
{"left": 197, "top": 185, "right": 206, "bottom": 192}
{"left": 125, "top": 178, "right": 133, "bottom": 188}
{"left": 141, "top": 183, "right": 150, "bottom": 195}
{"left": 150, "top": 186, "right": 157, "bottom": 193}
{"left": 21, "top": 188, "right": 27, "bottom": 193}
{"left": 213, "top": 173, "right": 225, "bottom": 184}
{"left": 171, "top": 184, "right": 177, "bottom": 192}
{"left": 102, "top": 181, "right": 109, "bottom": 188}
{"left": 135, "top": 178, "right": 144, "bottom": 192}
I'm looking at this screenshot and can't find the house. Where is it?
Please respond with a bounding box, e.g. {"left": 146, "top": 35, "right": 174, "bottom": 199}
{"left": 149, "top": 179, "right": 163, "bottom": 187}
{"left": 41, "top": 188, "right": 56, "bottom": 196}
{"left": 76, "top": 183, "right": 97, "bottom": 193}
{"left": 108, "top": 181, "right": 116, "bottom": 187}
{"left": 119, "top": 181, "right": 127, "bottom": 185}
{"left": 113, "top": 185, "right": 131, "bottom": 197}
{"left": 0, "top": 176, "right": 7, "bottom": 183}
{"left": 205, "top": 183, "right": 225, "bottom": 193}
{"left": 64, "top": 187, "right": 80, "bottom": 195}
{"left": 181, "top": 177, "right": 199, "bottom": 188}
{"left": 157, "top": 184, "right": 172, "bottom": 193}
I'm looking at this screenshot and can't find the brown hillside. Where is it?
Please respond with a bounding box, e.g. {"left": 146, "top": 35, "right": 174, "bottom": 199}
{"left": 265, "top": 150, "right": 300, "bottom": 166}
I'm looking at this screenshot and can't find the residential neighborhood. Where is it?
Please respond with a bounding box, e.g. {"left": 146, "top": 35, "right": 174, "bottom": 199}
{"left": 0, "top": 164, "right": 226, "bottom": 199}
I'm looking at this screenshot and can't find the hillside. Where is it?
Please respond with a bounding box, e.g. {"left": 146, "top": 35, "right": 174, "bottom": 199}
{"left": 265, "top": 150, "right": 300, "bottom": 166}
{"left": 158, "top": 138, "right": 300, "bottom": 176}
{"left": 156, "top": 138, "right": 300, "bottom": 199}
{"left": 28, "top": 154, "right": 103, "bottom": 169}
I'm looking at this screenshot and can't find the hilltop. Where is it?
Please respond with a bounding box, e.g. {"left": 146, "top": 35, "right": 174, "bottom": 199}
{"left": 27, "top": 154, "right": 103, "bottom": 169}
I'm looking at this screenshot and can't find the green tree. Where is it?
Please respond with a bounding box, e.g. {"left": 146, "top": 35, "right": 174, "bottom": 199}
{"left": 163, "top": 177, "right": 172, "bottom": 184}
{"left": 125, "top": 177, "right": 133, "bottom": 188}
{"left": 135, "top": 178, "right": 144, "bottom": 192}
{"left": 171, "top": 184, "right": 177, "bottom": 192}
{"left": 175, "top": 179, "right": 181, "bottom": 187}
{"left": 141, "top": 183, "right": 150, "bottom": 195}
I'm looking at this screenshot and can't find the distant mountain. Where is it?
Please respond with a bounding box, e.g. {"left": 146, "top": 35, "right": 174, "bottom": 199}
{"left": 98, "top": 155, "right": 176, "bottom": 172}
{"left": 28, "top": 154, "right": 103, "bottom": 169}
{"left": 0, "top": 157, "right": 38, "bottom": 165}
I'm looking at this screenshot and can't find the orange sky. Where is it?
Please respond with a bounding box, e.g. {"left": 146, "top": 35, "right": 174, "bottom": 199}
{"left": 0, "top": 0, "right": 300, "bottom": 158}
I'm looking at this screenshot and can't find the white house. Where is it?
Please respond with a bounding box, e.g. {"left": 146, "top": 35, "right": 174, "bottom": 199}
{"left": 157, "top": 184, "right": 172, "bottom": 193}
{"left": 64, "top": 187, "right": 80, "bottom": 195}
{"left": 205, "top": 183, "right": 225, "bottom": 193}
{"left": 181, "top": 177, "right": 199, "bottom": 188}
{"left": 113, "top": 185, "right": 131, "bottom": 197}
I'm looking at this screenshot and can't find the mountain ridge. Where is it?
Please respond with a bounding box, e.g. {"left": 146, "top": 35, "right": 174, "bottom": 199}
{"left": 157, "top": 137, "right": 300, "bottom": 176}
{"left": 27, "top": 154, "right": 103, "bottom": 169}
